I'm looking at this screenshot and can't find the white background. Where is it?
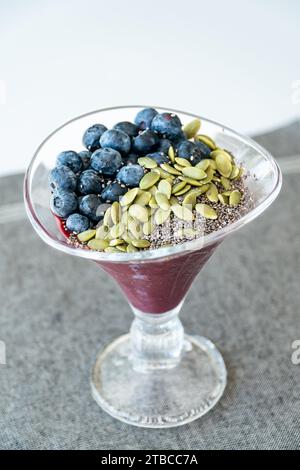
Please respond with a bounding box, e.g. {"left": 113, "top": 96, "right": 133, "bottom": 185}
{"left": 1, "top": 0, "right": 300, "bottom": 176}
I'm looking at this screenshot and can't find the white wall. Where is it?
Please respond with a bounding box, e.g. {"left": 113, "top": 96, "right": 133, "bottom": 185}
{"left": 1, "top": 0, "right": 300, "bottom": 176}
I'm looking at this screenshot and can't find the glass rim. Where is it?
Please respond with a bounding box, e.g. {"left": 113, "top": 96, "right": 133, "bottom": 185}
{"left": 24, "top": 104, "right": 282, "bottom": 263}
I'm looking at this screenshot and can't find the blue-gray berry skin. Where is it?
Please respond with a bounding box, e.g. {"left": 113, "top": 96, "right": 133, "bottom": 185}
{"left": 113, "top": 121, "right": 138, "bottom": 138}
{"left": 116, "top": 164, "right": 144, "bottom": 187}
{"left": 66, "top": 213, "right": 90, "bottom": 233}
{"left": 82, "top": 124, "right": 107, "bottom": 152}
{"left": 100, "top": 129, "right": 131, "bottom": 155}
{"left": 151, "top": 112, "right": 184, "bottom": 142}
{"left": 146, "top": 152, "right": 169, "bottom": 165}
{"left": 50, "top": 189, "right": 78, "bottom": 218}
{"left": 132, "top": 130, "right": 159, "bottom": 155}
{"left": 176, "top": 140, "right": 203, "bottom": 163}
{"left": 194, "top": 140, "right": 211, "bottom": 159}
{"left": 134, "top": 107, "right": 158, "bottom": 130}
{"left": 157, "top": 138, "right": 172, "bottom": 154}
{"left": 56, "top": 150, "right": 83, "bottom": 173}
{"left": 79, "top": 194, "right": 104, "bottom": 223}
{"left": 126, "top": 153, "right": 138, "bottom": 165}
{"left": 101, "top": 182, "right": 127, "bottom": 202}
{"left": 79, "top": 150, "right": 92, "bottom": 170}
{"left": 90, "top": 148, "right": 123, "bottom": 176}
{"left": 49, "top": 165, "right": 77, "bottom": 192}
{"left": 78, "top": 169, "right": 103, "bottom": 195}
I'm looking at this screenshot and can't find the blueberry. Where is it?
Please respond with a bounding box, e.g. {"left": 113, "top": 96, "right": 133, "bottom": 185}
{"left": 79, "top": 150, "right": 92, "bottom": 170}
{"left": 78, "top": 169, "right": 104, "bottom": 195}
{"left": 56, "top": 150, "right": 83, "bottom": 173}
{"left": 132, "top": 129, "right": 159, "bottom": 155}
{"left": 134, "top": 107, "right": 158, "bottom": 130}
{"left": 100, "top": 129, "right": 131, "bottom": 155}
{"left": 90, "top": 148, "right": 123, "bottom": 176}
{"left": 101, "top": 182, "right": 127, "bottom": 202}
{"left": 82, "top": 124, "right": 107, "bottom": 152}
{"left": 116, "top": 164, "right": 144, "bottom": 187}
{"left": 194, "top": 140, "right": 211, "bottom": 158}
{"left": 50, "top": 189, "right": 78, "bottom": 218}
{"left": 79, "top": 194, "right": 105, "bottom": 223}
{"left": 49, "top": 165, "right": 77, "bottom": 192}
{"left": 66, "top": 213, "right": 90, "bottom": 233}
{"left": 157, "top": 138, "right": 172, "bottom": 154}
{"left": 146, "top": 152, "right": 169, "bottom": 165}
{"left": 126, "top": 153, "right": 138, "bottom": 165}
{"left": 176, "top": 140, "right": 203, "bottom": 163}
{"left": 151, "top": 113, "right": 184, "bottom": 142}
{"left": 113, "top": 121, "right": 138, "bottom": 137}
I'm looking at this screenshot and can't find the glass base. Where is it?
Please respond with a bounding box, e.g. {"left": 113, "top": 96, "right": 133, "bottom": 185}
{"left": 91, "top": 334, "right": 227, "bottom": 428}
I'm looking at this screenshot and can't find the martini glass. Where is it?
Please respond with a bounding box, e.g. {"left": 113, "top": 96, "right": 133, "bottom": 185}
{"left": 24, "top": 106, "right": 282, "bottom": 428}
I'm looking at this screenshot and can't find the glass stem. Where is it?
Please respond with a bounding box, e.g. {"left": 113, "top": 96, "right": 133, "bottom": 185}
{"left": 129, "top": 301, "right": 185, "bottom": 372}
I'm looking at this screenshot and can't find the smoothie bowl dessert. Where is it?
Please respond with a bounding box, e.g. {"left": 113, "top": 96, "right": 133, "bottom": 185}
{"left": 24, "top": 106, "right": 281, "bottom": 428}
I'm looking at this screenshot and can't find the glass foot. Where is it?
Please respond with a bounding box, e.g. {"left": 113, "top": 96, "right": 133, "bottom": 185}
{"left": 91, "top": 334, "right": 227, "bottom": 428}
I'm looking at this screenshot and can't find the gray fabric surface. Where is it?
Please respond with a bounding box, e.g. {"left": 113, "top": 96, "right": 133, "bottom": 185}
{"left": 0, "top": 124, "right": 299, "bottom": 450}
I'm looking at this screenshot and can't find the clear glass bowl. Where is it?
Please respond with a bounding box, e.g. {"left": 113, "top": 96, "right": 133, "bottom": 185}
{"left": 24, "top": 106, "right": 282, "bottom": 428}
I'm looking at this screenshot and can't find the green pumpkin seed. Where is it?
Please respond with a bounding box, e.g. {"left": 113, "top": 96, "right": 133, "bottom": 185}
{"left": 77, "top": 229, "right": 96, "bottom": 242}
{"left": 149, "top": 185, "right": 158, "bottom": 195}
{"left": 168, "top": 146, "right": 175, "bottom": 163}
{"left": 229, "top": 164, "right": 240, "bottom": 179}
{"left": 109, "top": 238, "right": 124, "bottom": 247}
{"left": 195, "top": 159, "right": 211, "bottom": 171}
{"left": 143, "top": 220, "right": 154, "bottom": 235}
{"left": 194, "top": 134, "right": 216, "bottom": 150}
{"left": 95, "top": 224, "right": 109, "bottom": 240}
{"left": 215, "top": 154, "right": 232, "bottom": 178}
{"left": 238, "top": 167, "right": 245, "bottom": 179}
{"left": 154, "top": 208, "right": 171, "bottom": 225}
{"left": 182, "top": 167, "right": 207, "bottom": 180}
{"left": 211, "top": 148, "right": 232, "bottom": 163}
{"left": 103, "top": 207, "right": 112, "bottom": 226}
{"left": 87, "top": 238, "right": 109, "bottom": 251}
{"left": 149, "top": 195, "right": 158, "bottom": 209}
{"left": 171, "top": 181, "right": 187, "bottom": 194}
{"left": 127, "top": 243, "right": 139, "bottom": 253}
{"left": 229, "top": 190, "right": 241, "bottom": 206}
{"left": 206, "top": 183, "right": 219, "bottom": 203}
{"left": 200, "top": 166, "right": 215, "bottom": 184}
{"left": 170, "top": 196, "right": 179, "bottom": 206}
{"left": 139, "top": 171, "right": 160, "bottom": 189}
{"left": 220, "top": 176, "right": 231, "bottom": 190}
{"left": 153, "top": 167, "right": 175, "bottom": 180}
{"left": 195, "top": 203, "right": 218, "bottom": 220}
{"left": 111, "top": 201, "right": 120, "bottom": 224}
{"left": 158, "top": 180, "right": 172, "bottom": 199}
{"left": 131, "top": 239, "right": 151, "bottom": 249}
{"left": 110, "top": 223, "right": 125, "bottom": 238}
{"left": 104, "top": 246, "right": 120, "bottom": 253}
{"left": 218, "top": 193, "right": 229, "bottom": 205}
{"left": 116, "top": 244, "right": 127, "bottom": 252}
{"left": 175, "top": 157, "right": 191, "bottom": 167}
{"left": 129, "top": 204, "right": 149, "bottom": 223}
{"left": 174, "top": 184, "right": 192, "bottom": 196}
{"left": 160, "top": 163, "right": 181, "bottom": 176}
{"left": 174, "top": 164, "right": 185, "bottom": 172}
{"left": 128, "top": 219, "right": 142, "bottom": 239}
{"left": 183, "top": 189, "right": 200, "bottom": 207}
{"left": 171, "top": 204, "right": 194, "bottom": 221}
{"left": 183, "top": 119, "right": 201, "bottom": 139}
{"left": 155, "top": 192, "right": 170, "bottom": 210}
{"left": 198, "top": 183, "right": 210, "bottom": 194}
{"left": 135, "top": 190, "right": 151, "bottom": 206}
{"left": 138, "top": 156, "right": 157, "bottom": 169}
{"left": 120, "top": 187, "right": 139, "bottom": 207}
{"left": 179, "top": 176, "right": 202, "bottom": 187}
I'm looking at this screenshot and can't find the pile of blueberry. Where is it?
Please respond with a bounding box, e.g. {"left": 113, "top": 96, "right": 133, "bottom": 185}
{"left": 49, "top": 107, "right": 211, "bottom": 234}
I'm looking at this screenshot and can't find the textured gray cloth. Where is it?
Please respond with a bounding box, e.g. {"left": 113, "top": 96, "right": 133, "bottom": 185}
{"left": 0, "top": 124, "right": 299, "bottom": 450}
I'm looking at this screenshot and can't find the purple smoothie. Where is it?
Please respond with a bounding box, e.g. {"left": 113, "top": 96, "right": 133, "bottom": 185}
{"left": 97, "top": 243, "right": 219, "bottom": 314}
